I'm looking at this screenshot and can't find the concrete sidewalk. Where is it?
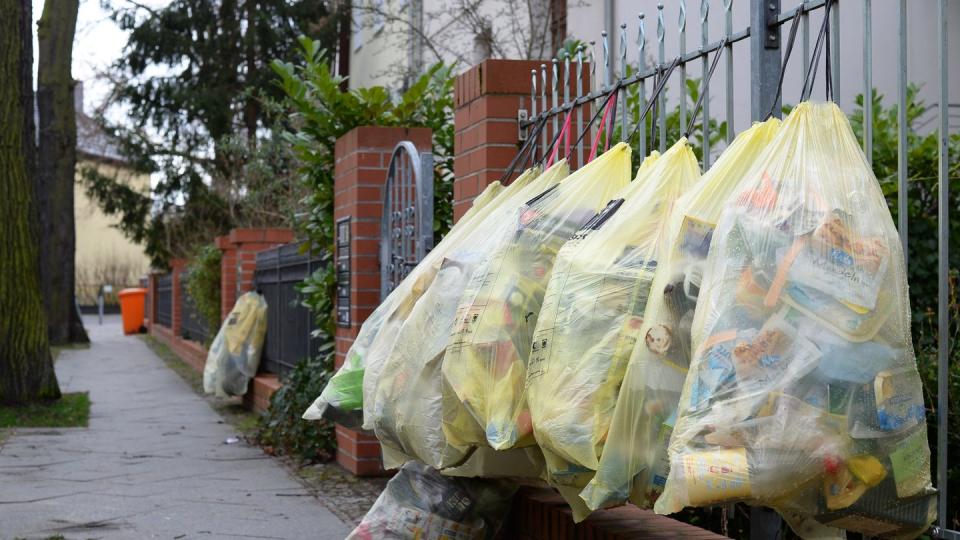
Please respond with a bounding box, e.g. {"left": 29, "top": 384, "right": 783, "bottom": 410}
{"left": 0, "top": 316, "right": 350, "bottom": 540}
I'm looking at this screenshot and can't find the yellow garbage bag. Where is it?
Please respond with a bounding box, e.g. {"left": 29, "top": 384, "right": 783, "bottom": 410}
{"left": 301, "top": 172, "right": 531, "bottom": 427}
{"left": 581, "top": 118, "right": 781, "bottom": 512}
{"left": 655, "top": 103, "right": 935, "bottom": 539}
{"left": 527, "top": 139, "right": 699, "bottom": 490}
{"left": 441, "top": 142, "right": 633, "bottom": 453}
{"left": 370, "top": 162, "right": 571, "bottom": 468}
{"left": 202, "top": 291, "right": 268, "bottom": 398}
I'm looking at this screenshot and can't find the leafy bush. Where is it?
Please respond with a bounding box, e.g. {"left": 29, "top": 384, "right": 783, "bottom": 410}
{"left": 256, "top": 343, "right": 336, "bottom": 462}
{"left": 183, "top": 244, "right": 222, "bottom": 341}
{"left": 256, "top": 38, "right": 457, "bottom": 460}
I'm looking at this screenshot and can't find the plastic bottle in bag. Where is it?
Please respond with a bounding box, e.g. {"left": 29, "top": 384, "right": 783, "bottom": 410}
{"left": 526, "top": 139, "right": 699, "bottom": 490}
{"left": 441, "top": 143, "right": 634, "bottom": 453}
{"left": 581, "top": 118, "right": 781, "bottom": 512}
{"left": 655, "top": 103, "right": 935, "bottom": 539}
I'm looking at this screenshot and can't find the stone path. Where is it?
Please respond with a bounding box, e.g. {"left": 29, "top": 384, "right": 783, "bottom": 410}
{"left": 0, "top": 316, "right": 350, "bottom": 540}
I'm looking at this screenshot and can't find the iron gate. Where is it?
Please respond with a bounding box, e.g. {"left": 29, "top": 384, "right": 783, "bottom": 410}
{"left": 516, "top": 0, "right": 954, "bottom": 537}
{"left": 380, "top": 141, "right": 434, "bottom": 300}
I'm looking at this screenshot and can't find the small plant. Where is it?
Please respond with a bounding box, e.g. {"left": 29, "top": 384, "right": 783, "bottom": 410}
{"left": 0, "top": 392, "right": 90, "bottom": 428}
{"left": 184, "top": 243, "right": 223, "bottom": 340}
{"left": 256, "top": 342, "right": 336, "bottom": 462}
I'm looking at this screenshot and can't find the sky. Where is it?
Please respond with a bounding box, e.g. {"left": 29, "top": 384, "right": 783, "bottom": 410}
{"left": 31, "top": 0, "right": 169, "bottom": 115}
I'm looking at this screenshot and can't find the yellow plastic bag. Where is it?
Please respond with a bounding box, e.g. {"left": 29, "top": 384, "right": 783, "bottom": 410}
{"left": 655, "top": 103, "right": 935, "bottom": 539}
{"left": 581, "top": 119, "right": 781, "bottom": 512}
{"left": 526, "top": 140, "right": 699, "bottom": 490}
{"left": 302, "top": 171, "right": 533, "bottom": 426}
{"left": 441, "top": 142, "right": 633, "bottom": 453}
{"left": 202, "top": 291, "right": 268, "bottom": 398}
{"left": 370, "top": 162, "right": 571, "bottom": 468}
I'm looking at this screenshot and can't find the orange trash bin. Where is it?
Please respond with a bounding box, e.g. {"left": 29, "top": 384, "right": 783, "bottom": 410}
{"left": 118, "top": 288, "right": 147, "bottom": 335}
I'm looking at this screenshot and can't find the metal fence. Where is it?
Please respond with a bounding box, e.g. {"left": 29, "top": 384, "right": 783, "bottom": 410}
{"left": 179, "top": 276, "right": 210, "bottom": 344}
{"left": 155, "top": 273, "right": 173, "bottom": 328}
{"left": 518, "top": 0, "right": 953, "bottom": 536}
{"left": 254, "top": 242, "right": 326, "bottom": 378}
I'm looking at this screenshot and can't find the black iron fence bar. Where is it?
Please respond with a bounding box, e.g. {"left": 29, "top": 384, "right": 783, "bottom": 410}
{"left": 935, "top": 0, "right": 950, "bottom": 532}
{"left": 520, "top": 28, "right": 750, "bottom": 131}
{"left": 513, "top": 1, "right": 958, "bottom": 537}
{"left": 771, "top": 0, "right": 827, "bottom": 26}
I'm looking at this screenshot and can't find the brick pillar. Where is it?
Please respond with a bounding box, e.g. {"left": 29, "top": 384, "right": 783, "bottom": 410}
{"left": 333, "top": 125, "right": 432, "bottom": 476}
{"left": 215, "top": 228, "right": 294, "bottom": 321}
{"left": 170, "top": 258, "right": 188, "bottom": 336}
{"left": 453, "top": 59, "right": 588, "bottom": 223}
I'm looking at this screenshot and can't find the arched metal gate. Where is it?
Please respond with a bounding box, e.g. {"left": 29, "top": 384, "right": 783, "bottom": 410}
{"left": 380, "top": 141, "right": 434, "bottom": 300}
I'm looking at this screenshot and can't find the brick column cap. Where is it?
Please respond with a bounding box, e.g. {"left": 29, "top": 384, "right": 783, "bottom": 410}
{"left": 335, "top": 126, "right": 432, "bottom": 159}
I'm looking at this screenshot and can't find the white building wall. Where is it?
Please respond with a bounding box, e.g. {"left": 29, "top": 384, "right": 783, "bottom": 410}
{"left": 348, "top": 0, "right": 553, "bottom": 91}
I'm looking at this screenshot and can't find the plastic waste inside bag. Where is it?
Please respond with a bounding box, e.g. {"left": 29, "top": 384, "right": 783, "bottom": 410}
{"left": 526, "top": 140, "right": 699, "bottom": 491}
{"left": 441, "top": 142, "right": 633, "bottom": 453}
{"left": 202, "top": 291, "right": 268, "bottom": 398}
{"left": 581, "top": 118, "right": 781, "bottom": 513}
{"left": 302, "top": 177, "right": 517, "bottom": 428}
{"left": 371, "top": 162, "right": 571, "bottom": 469}
{"left": 347, "top": 461, "right": 517, "bottom": 540}
{"left": 654, "top": 103, "right": 935, "bottom": 539}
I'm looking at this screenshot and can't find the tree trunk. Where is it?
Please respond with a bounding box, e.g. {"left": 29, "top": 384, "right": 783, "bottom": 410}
{"left": 37, "top": 0, "right": 88, "bottom": 345}
{"left": 0, "top": 0, "right": 62, "bottom": 403}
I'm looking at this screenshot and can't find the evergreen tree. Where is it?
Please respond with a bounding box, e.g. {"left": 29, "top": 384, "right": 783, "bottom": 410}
{"left": 86, "top": 0, "right": 341, "bottom": 267}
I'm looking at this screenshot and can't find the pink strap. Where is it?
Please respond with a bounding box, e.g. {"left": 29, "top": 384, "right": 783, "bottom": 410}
{"left": 547, "top": 109, "right": 575, "bottom": 168}
{"left": 587, "top": 94, "right": 617, "bottom": 163}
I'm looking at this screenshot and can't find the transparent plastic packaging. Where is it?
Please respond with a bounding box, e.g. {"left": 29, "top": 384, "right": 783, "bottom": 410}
{"left": 655, "top": 103, "right": 935, "bottom": 539}
{"left": 202, "top": 291, "right": 268, "bottom": 398}
{"left": 347, "top": 461, "right": 516, "bottom": 540}
{"left": 581, "top": 119, "right": 781, "bottom": 512}
{"left": 370, "top": 162, "right": 571, "bottom": 468}
{"left": 526, "top": 140, "right": 700, "bottom": 491}
{"left": 441, "top": 142, "right": 633, "bottom": 453}
{"left": 302, "top": 176, "right": 522, "bottom": 427}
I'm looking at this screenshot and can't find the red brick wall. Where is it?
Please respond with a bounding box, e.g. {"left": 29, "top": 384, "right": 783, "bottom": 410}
{"left": 215, "top": 228, "right": 294, "bottom": 321}
{"left": 170, "top": 258, "right": 188, "bottom": 336}
{"left": 453, "top": 59, "right": 589, "bottom": 223}
{"left": 503, "top": 488, "right": 726, "bottom": 540}
{"left": 333, "top": 125, "right": 431, "bottom": 477}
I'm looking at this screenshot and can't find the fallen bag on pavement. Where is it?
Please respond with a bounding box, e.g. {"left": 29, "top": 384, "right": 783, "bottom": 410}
{"left": 582, "top": 118, "right": 781, "bottom": 512}
{"left": 371, "top": 162, "right": 571, "bottom": 469}
{"left": 203, "top": 291, "right": 268, "bottom": 398}
{"left": 527, "top": 139, "right": 699, "bottom": 490}
{"left": 347, "top": 461, "right": 517, "bottom": 540}
{"left": 302, "top": 177, "right": 520, "bottom": 428}
{"left": 441, "top": 142, "right": 633, "bottom": 453}
{"left": 655, "top": 102, "right": 935, "bottom": 539}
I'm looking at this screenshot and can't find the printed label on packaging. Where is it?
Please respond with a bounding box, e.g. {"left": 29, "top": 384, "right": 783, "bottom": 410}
{"left": 678, "top": 215, "right": 716, "bottom": 259}
{"left": 890, "top": 429, "right": 931, "bottom": 498}
{"left": 786, "top": 237, "right": 888, "bottom": 311}
{"left": 386, "top": 506, "right": 479, "bottom": 540}
{"left": 874, "top": 368, "right": 925, "bottom": 433}
{"left": 525, "top": 327, "right": 553, "bottom": 385}
{"left": 680, "top": 447, "right": 752, "bottom": 506}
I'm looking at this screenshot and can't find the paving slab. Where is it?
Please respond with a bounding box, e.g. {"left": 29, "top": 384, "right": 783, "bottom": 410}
{"left": 0, "top": 316, "right": 350, "bottom": 540}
